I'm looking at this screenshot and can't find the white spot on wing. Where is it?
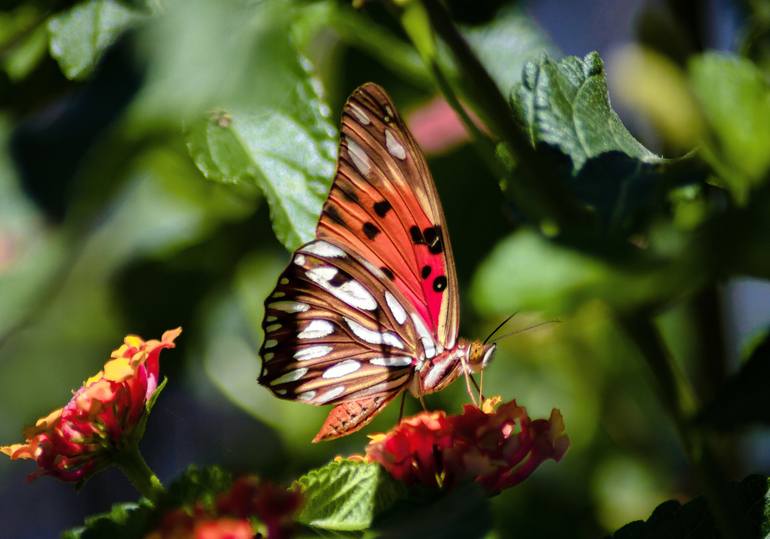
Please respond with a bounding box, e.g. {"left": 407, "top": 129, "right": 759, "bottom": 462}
{"left": 294, "top": 345, "right": 333, "bottom": 361}
{"left": 347, "top": 138, "right": 371, "bottom": 177}
{"left": 294, "top": 254, "right": 306, "bottom": 266}
{"left": 411, "top": 313, "right": 436, "bottom": 358}
{"left": 385, "top": 129, "right": 406, "bottom": 160}
{"left": 424, "top": 357, "right": 454, "bottom": 388}
{"left": 317, "top": 386, "right": 345, "bottom": 403}
{"left": 302, "top": 240, "right": 347, "bottom": 258}
{"left": 344, "top": 318, "right": 404, "bottom": 349}
{"left": 264, "top": 339, "right": 278, "bottom": 349}
{"left": 271, "top": 368, "right": 308, "bottom": 385}
{"left": 384, "top": 291, "right": 407, "bottom": 324}
{"left": 323, "top": 359, "right": 362, "bottom": 379}
{"left": 263, "top": 352, "right": 274, "bottom": 361}
{"left": 297, "top": 390, "right": 316, "bottom": 401}
{"left": 298, "top": 320, "right": 334, "bottom": 339}
{"left": 270, "top": 301, "right": 310, "bottom": 313}
{"left": 279, "top": 278, "right": 289, "bottom": 285}
{"left": 305, "top": 266, "right": 377, "bottom": 311}
{"left": 349, "top": 103, "right": 371, "bottom": 125}
{"left": 370, "top": 356, "right": 412, "bottom": 367}
{"left": 265, "top": 324, "right": 281, "bottom": 332}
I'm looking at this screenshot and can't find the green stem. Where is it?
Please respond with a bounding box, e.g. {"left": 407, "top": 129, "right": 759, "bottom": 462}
{"left": 618, "top": 314, "right": 751, "bottom": 539}
{"left": 115, "top": 446, "right": 165, "bottom": 503}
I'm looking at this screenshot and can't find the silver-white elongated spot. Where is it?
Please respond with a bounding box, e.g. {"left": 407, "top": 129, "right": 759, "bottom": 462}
{"left": 317, "top": 386, "right": 345, "bottom": 403}
{"left": 346, "top": 138, "right": 371, "bottom": 177}
{"left": 424, "top": 356, "right": 454, "bottom": 388}
{"left": 411, "top": 313, "right": 436, "bottom": 358}
{"left": 297, "top": 390, "right": 316, "bottom": 401}
{"left": 270, "top": 300, "right": 310, "bottom": 313}
{"left": 370, "top": 356, "right": 412, "bottom": 367}
{"left": 323, "top": 359, "right": 362, "bottom": 379}
{"left": 305, "top": 266, "right": 377, "bottom": 311}
{"left": 384, "top": 291, "right": 407, "bottom": 325}
{"left": 344, "top": 317, "right": 404, "bottom": 349}
{"left": 302, "top": 240, "right": 347, "bottom": 258}
{"left": 349, "top": 103, "right": 371, "bottom": 125}
{"left": 294, "top": 345, "right": 333, "bottom": 361}
{"left": 294, "top": 254, "right": 306, "bottom": 266}
{"left": 270, "top": 368, "right": 308, "bottom": 385}
{"left": 385, "top": 129, "right": 406, "bottom": 160}
{"left": 298, "top": 320, "right": 334, "bottom": 339}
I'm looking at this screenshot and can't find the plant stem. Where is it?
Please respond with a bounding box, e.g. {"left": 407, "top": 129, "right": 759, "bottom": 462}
{"left": 618, "top": 314, "right": 751, "bottom": 539}
{"left": 417, "top": 0, "right": 588, "bottom": 232}
{"left": 115, "top": 446, "right": 165, "bottom": 503}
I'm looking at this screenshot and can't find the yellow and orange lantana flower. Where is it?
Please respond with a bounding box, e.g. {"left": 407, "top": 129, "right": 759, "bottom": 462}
{"left": 1, "top": 328, "right": 181, "bottom": 482}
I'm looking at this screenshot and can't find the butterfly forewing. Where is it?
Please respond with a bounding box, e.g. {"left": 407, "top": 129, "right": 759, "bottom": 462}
{"left": 316, "top": 83, "right": 459, "bottom": 350}
{"left": 259, "top": 240, "right": 419, "bottom": 406}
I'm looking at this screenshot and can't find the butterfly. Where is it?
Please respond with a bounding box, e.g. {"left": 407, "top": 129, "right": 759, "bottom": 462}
{"left": 258, "top": 83, "right": 496, "bottom": 442}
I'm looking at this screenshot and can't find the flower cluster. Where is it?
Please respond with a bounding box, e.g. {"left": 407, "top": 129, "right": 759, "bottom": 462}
{"left": 1, "top": 328, "right": 181, "bottom": 482}
{"left": 146, "top": 476, "right": 303, "bottom": 539}
{"left": 366, "top": 397, "right": 569, "bottom": 494}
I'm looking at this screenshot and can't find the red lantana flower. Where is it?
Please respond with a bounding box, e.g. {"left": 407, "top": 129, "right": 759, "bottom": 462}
{"left": 147, "top": 477, "right": 302, "bottom": 539}
{"left": 1, "top": 328, "right": 181, "bottom": 482}
{"left": 366, "top": 397, "right": 569, "bottom": 494}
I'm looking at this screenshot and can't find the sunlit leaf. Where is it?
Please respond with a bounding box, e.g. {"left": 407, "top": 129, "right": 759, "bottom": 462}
{"left": 513, "top": 51, "right": 660, "bottom": 171}
{"left": 295, "top": 460, "right": 406, "bottom": 531}
{"left": 689, "top": 52, "right": 770, "bottom": 203}
{"left": 48, "top": 0, "right": 145, "bottom": 80}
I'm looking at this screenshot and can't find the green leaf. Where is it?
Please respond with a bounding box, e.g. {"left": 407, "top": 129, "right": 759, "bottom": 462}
{"left": 464, "top": 5, "right": 556, "bottom": 96}
{"left": 62, "top": 500, "right": 153, "bottom": 539}
{"left": 185, "top": 58, "right": 336, "bottom": 250}
{"left": 513, "top": 51, "right": 660, "bottom": 172}
{"left": 295, "top": 460, "right": 407, "bottom": 531}
{"left": 695, "top": 328, "right": 770, "bottom": 430}
{"left": 161, "top": 465, "right": 233, "bottom": 511}
{"left": 0, "top": 6, "right": 49, "bottom": 81}
{"left": 471, "top": 229, "right": 689, "bottom": 316}
{"left": 689, "top": 52, "right": 770, "bottom": 203}
{"left": 606, "top": 475, "right": 770, "bottom": 539}
{"left": 48, "top": 0, "right": 144, "bottom": 80}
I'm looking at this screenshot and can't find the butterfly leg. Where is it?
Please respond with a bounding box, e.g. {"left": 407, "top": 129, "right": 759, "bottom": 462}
{"left": 398, "top": 391, "right": 407, "bottom": 422}
{"left": 418, "top": 394, "right": 428, "bottom": 411}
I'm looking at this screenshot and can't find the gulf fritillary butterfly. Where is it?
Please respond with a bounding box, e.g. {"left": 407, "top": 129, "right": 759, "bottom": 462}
{"left": 258, "top": 83, "right": 496, "bottom": 442}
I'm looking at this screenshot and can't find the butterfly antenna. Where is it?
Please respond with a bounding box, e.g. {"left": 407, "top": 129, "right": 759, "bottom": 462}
{"left": 483, "top": 312, "right": 518, "bottom": 345}
{"left": 491, "top": 320, "right": 561, "bottom": 344}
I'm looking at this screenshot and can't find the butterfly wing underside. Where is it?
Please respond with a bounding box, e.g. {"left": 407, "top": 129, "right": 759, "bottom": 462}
{"left": 259, "top": 83, "right": 461, "bottom": 441}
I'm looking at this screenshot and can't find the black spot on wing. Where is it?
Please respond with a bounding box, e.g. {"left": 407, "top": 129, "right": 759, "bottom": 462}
{"left": 328, "top": 271, "right": 350, "bottom": 288}
{"left": 421, "top": 265, "right": 432, "bottom": 279}
{"left": 433, "top": 275, "right": 447, "bottom": 292}
{"left": 423, "top": 225, "right": 443, "bottom": 254}
{"left": 363, "top": 222, "right": 380, "bottom": 240}
{"left": 410, "top": 226, "right": 425, "bottom": 245}
{"left": 326, "top": 206, "right": 346, "bottom": 226}
{"left": 373, "top": 200, "right": 392, "bottom": 217}
{"left": 381, "top": 267, "right": 395, "bottom": 280}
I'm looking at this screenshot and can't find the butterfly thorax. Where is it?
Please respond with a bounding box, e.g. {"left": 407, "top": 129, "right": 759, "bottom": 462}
{"left": 410, "top": 339, "right": 496, "bottom": 396}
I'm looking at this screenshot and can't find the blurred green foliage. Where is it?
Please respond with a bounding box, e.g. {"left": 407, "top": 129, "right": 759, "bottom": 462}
{"left": 1, "top": 0, "right": 770, "bottom": 537}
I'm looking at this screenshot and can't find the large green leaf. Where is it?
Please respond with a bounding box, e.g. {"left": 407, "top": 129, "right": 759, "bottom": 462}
{"left": 47, "top": 0, "right": 145, "bottom": 80}
{"left": 0, "top": 5, "right": 49, "bottom": 81}
{"left": 62, "top": 501, "right": 153, "bottom": 539}
{"left": 295, "top": 460, "right": 406, "bottom": 531}
{"left": 689, "top": 52, "right": 770, "bottom": 203}
{"left": 470, "top": 229, "right": 689, "bottom": 316}
{"left": 184, "top": 4, "right": 336, "bottom": 251}
{"left": 606, "top": 475, "right": 770, "bottom": 539}
{"left": 513, "top": 51, "right": 660, "bottom": 172}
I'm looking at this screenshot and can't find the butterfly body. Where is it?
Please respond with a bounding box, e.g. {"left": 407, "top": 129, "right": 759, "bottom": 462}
{"left": 258, "top": 83, "right": 495, "bottom": 441}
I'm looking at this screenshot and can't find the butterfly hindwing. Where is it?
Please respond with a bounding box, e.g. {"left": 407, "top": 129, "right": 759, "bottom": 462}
{"left": 258, "top": 240, "right": 425, "bottom": 407}
{"left": 316, "top": 83, "right": 459, "bottom": 351}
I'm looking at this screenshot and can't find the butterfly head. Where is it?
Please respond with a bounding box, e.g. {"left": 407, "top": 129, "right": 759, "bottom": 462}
{"left": 467, "top": 341, "right": 497, "bottom": 373}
